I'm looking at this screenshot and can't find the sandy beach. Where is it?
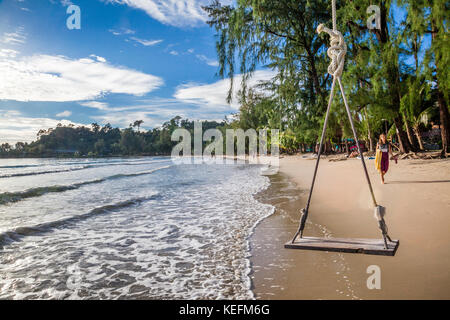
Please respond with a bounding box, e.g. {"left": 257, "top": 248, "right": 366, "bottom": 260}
{"left": 250, "top": 155, "right": 450, "bottom": 299}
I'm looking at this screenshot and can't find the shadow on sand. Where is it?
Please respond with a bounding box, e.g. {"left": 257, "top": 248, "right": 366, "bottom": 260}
{"left": 387, "top": 180, "right": 450, "bottom": 184}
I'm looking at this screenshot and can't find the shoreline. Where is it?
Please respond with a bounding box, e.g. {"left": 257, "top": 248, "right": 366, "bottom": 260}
{"left": 250, "top": 155, "right": 450, "bottom": 299}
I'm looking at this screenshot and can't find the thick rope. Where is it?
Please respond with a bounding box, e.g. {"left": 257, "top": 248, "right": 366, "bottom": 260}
{"left": 337, "top": 77, "right": 378, "bottom": 208}
{"left": 332, "top": 0, "right": 337, "bottom": 31}
{"left": 291, "top": 0, "right": 392, "bottom": 248}
{"left": 291, "top": 77, "right": 337, "bottom": 242}
{"left": 317, "top": 24, "right": 346, "bottom": 78}
{"left": 316, "top": 0, "right": 346, "bottom": 78}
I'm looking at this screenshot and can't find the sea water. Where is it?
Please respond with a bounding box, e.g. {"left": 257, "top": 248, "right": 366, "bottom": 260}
{"left": 0, "top": 157, "right": 273, "bottom": 299}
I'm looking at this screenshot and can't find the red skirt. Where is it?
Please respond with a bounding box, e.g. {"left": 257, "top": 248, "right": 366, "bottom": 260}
{"left": 380, "top": 152, "right": 389, "bottom": 173}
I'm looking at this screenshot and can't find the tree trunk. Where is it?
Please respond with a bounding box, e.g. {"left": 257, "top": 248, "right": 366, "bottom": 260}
{"left": 325, "top": 140, "right": 331, "bottom": 154}
{"left": 403, "top": 112, "right": 419, "bottom": 152}
{"left": 431, "top": 19, "right": 450, "bottom": 156}
{"left": 393, "top": 116, "right": 411, "bottom": 153}
{"left": 438, "top": 90, "right": 450, "bottom": 155}
{"left": 305, "top": 48, "right": 322, "bottom": 100}
{"left": 413, "top": 126, "right": 424, "bottom": 151}
{"left": 364, "top": 107, "right": 374, "bottom": 152}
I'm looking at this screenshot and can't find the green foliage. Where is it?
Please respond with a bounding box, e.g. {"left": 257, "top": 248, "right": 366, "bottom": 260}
{"left": 0, "top": 118, "right": 225, "bottom": 158}
{"left": 203, "top": 0, "right": 333, "bottom": 150}
{"left": 203, "top": 0, "right": 448, "bottom": 153}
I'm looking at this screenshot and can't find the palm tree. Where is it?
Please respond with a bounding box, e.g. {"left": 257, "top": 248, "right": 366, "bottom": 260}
{"left": 400, "top": 75, "right": 433, "bottom": 151}
{"left": 1, "top": 143, "right": 11, "bottom": 153}
{"left": 91, "top": 122, "right": 100, "bottom": 133}
{"left": 133, "top": 120, "right": 144, "bottom": 133}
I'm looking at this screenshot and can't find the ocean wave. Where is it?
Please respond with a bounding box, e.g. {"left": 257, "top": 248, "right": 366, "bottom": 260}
{"left": 0, "top": 159, "right": 171, "bottom": 179}
{"left": 0, "top": 195, "right": 159, "bottom": 247}
{"left": 0, "top": 166, "right": 89, "bottom": 178}
{"left": 0, "top": 162, "right": 274, "bottom": 299}
{"left": 0, "top": 164, "right": 42, "bottom": 169}
{"left": 0, "top": 165, "right": 171, "bottom": 205}
{"left": 0, "top": 158, "right": 167, "bottom": 169}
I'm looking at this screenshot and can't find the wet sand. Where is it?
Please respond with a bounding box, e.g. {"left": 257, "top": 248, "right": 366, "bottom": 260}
{"left": 250, "top": 155, "right": 450, "bottom": 299}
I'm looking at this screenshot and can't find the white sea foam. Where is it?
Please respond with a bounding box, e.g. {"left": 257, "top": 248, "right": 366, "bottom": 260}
{"left": 0, "top": 158, "right": 274, "bottom": 299}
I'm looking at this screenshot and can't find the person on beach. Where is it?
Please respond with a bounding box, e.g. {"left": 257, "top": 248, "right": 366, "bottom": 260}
{"left": 376, "top": 133, "right": 394, "bottom": 184}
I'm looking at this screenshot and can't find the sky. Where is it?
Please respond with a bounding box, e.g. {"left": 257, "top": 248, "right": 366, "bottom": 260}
{"left": 0, "top": 0, "right": 275, "bottom": 144}
{"left": 0, "top": 1, "right": 427, "bottom": 145}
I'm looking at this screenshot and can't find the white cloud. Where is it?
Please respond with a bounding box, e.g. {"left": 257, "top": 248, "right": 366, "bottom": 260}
{"left": 174, "top": 70, "right": 276, "bottom": 110}
{"left": 0, "top": 49, "right": 19, "bottom": 58}
{"left": 130, "top": 37, "right": 163, "bottom": 46}
{"left": 109, "top": 28, "right": 135, "bottom": 36}
{"left": 91, "top": 71, "right": 275, "bottom": 129}
{"left": 195, "top": 54, "right": 219, "bottom": 67}
{"left": 0, "top": 54, "right": 164, "bottom": 102}
{"left": 2, "top": 26, "right": 26, "bottom": 45}
{"left": 80, "top": 99, "right": 180, "bottom": 115}
{"left": 79, "top": 101, "right": 110, "bottom": 110}
{"left": 81, "top": 97, "right": 227, "bottom": 129}
{"left": 60, "top": 0, "right": 73, "bottom": 6}
{"left": 56, "top": 110, "right": 72, "bottom": 117}
{"left": 89, "top": 54, "right": 107, "bottom": 63}
{"left": 96, "top": 110, "right": 163, "bottom": 128}
{"left": 168, "top": 48, "right": 218, "bottom": 66}
{"left": 103, "top": 0, "right": 224, "bottom": 27}
{"left": 0, "top": 110, "right": 84, "bottom": 144}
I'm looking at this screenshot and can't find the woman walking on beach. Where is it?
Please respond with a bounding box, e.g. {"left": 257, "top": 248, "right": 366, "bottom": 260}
{"left": 376, "top": 133, "right": 393, "bottom": 184}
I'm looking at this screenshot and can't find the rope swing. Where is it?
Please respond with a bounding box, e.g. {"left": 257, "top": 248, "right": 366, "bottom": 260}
{"left": 286, "top": 0, "right": 398, "bottom": 255}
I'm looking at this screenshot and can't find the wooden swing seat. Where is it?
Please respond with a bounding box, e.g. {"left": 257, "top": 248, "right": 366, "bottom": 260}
{"left": 285, "top": 236, "right": 399, "bottom": 256}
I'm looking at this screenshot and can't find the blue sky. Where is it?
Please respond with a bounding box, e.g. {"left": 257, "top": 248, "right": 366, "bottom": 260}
{"left": 0, "top": 0, "right": 275, "bottom": 143}
{"left": 0, "top": 0, "right": 428, "bottom": 144}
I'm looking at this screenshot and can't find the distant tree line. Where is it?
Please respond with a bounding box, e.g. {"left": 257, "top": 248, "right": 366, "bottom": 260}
{"left": 0, "top": 117, "right": 225, "bottom": 158}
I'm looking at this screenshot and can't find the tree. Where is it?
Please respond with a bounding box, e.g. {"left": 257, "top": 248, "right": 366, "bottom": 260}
{"left": 1, "top": 143, "right": 12, "bottom": 153}
{"left": 399, "top": 20, "right": 433, "bottom": 152}
{"left": 91, "top": 122, "right": 100, "bottom": 134}
{"left": 204, "top": 0, "right": 338, "bottom": 152}
{"left": 15, "top": 142, "right": 26, "bottom": 152}
{"left": 341, "top": 0, "right": 414, "bottom": 153}
{"left": 399, "top": 0, "right": 449, "bottom": 155}
{"left": 101, "top": 123, "right": 113, "bottom": 133}
{"left": 94, "top": 139, "right": 106, "bottom": 155}
{"left": 133, "top": 120, "right": 144, "bottom": 133}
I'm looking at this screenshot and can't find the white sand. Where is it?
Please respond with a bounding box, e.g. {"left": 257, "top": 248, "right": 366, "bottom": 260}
{"left": 251, "top": 156, "right": 450, "bottom": 299}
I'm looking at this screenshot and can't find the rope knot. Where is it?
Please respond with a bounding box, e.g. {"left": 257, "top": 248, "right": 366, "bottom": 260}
{"left": 316, "top": 23, "right": 347, "bottom": 78}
